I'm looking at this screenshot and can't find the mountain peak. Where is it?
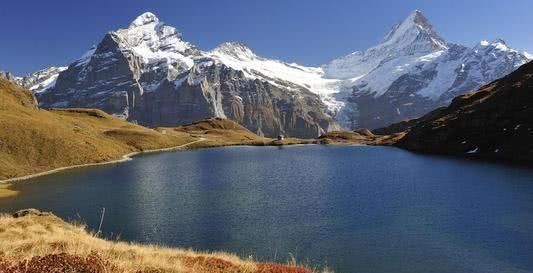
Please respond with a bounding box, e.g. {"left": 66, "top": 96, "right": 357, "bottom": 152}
{"left": 409, "top": 10, "right": 429, "bottom": 27}
{"left": 211, "top": 42, "right": 256, "bottom": 59}
{"left": 476, "top": 39, "right": 516, "bottom": 53}
{"left": 129, "top": 12, "right": 160, "bottom": 28}
{"left": 491, "top": 38, "right": 508, "bottom": 46}
{"left": 380, "top": 10, "right": 447, "bottom": 52}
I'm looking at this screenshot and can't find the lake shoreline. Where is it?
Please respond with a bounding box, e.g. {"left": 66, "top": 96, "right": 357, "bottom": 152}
{"left": 0, "top": 124, "right": 403, "bottom": 198}
{"left": 0, "top": 138, "right": 206, "bottom": 191}
{"left": 0, "top": 137, "right": 323, "bottom": 197}
{"left": 0, "top": 136, "right": 376, "bottom": 199}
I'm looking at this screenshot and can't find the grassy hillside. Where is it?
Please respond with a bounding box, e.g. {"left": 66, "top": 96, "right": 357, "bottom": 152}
{"left": 169, "top": 118, "right": 311, "bottom": 147}
{"left": 172, "top": 118, "right": 268, "bottom": 147}
{"left": 0, "top": 78, "right": 197, "bottom": 181}
{"left": 0, "top": 209, "right": 312, "bottom": 273}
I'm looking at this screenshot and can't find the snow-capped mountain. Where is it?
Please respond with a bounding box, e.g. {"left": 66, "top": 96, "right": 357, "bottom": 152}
{"left": 324, "top": 10, "right": 529, "bottom": 129}
{"left": 37, "top": 12, "right": 337, "bottom": 138}
{"left": 19, "top": 66, "right": 67, "bottom": 92}
{"left": 1, "top": 67, "right": 67, "bottom": 92}
{"left": 324, "top": 10, "right": 447, "bottom": 81}
{"left": 207, "top": 42, "right": 343, "bottom": 112}
{"left": 35, "top": 10, "right": 530, "bottom": 134}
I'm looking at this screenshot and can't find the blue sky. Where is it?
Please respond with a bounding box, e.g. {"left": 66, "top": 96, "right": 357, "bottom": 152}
{"left": 2, "top": 0, "right": 532, "bottom": 75}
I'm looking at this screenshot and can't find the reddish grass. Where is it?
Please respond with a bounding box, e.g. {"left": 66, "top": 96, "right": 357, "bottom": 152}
{"left": 181, "top": 256, "right": 312, "bottom": 273}
{"left": 256, "top": 263, "right": 312, "bottom": 273}
{"left": 0, "top": 253, "right": 312, "bottom": 273}
{"left": 182, "top": 256, "right": 243, "bottom": 273}
{"left": 0, "top": 253, "right": 116, "bottom": 273}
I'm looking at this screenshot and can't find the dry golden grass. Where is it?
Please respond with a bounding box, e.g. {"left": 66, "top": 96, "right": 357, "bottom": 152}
{"left": 0, "top": 211, "right": 313, "bottom": 273}
{"left": 170, "top": 118, "right": 270, "bottom": 148}
{"left": 0, "top": 79, "right": 197, "bottom": 181}
{"left": 171, "top": 118, "right": 314, "bottom": 148}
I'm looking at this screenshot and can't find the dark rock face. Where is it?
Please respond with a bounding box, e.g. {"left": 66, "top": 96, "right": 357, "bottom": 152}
{"left": 131, "top": 64, "right": 333, "bottom": 138}
{"left": 39, "top": 34, "right": 144, "bottom": 118}
{"left": 395, "top": 61, "right": 533, "bottom": 162}
{"left": 349, "top": 85, "right": 437, "bottom": 130}
{"left": 199, "top": 65, "right": 332, "bottom": 138}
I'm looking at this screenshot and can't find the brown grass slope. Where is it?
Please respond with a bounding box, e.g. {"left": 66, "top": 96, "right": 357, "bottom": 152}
{"left": 395, "top": 61, "right": 533, "bottom": 161}
{"left": 0, "top": 210, "right": 312, "bottom": 273}
{"left": 173, "top": 118, "right": 266, "bottom": 147}
{"left": 0, "top": 78, "right": 196, "bottom": 180}
{"left": 170, "top": 118, "right": 310, "bottom": 147}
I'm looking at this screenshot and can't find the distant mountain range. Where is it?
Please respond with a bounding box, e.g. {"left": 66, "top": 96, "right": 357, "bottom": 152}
{"left": 3, "top": 10, "right": 530, "bottom": 137}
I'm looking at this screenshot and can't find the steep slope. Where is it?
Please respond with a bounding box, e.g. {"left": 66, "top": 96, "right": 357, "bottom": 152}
{"left": 324, "top": 10, "right": 529, "bottom": 129}
{"left": 37, "top": 12, "right": 337, "bottom": 138}
{"left": 0, "top": 78, "right": 197, "bottom": 180}
{"left": 396, "top": 61, "right": 533, "bottom": 162}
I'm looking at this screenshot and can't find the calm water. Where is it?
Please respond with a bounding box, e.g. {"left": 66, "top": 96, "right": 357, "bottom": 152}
{"left": 1, "top": 145, "right": 533, "bottom": 273}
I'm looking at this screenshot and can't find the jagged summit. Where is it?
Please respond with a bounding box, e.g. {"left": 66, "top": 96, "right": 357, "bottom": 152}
{"left": 323, "top": 10, "right": 450, "bottom": 80}
{"left": 380, "top": 9, "right": 447, "bottom": 52}
{"left": 410, "top": 10, "right": 432, "bottom": 29}
{"left": 129, "top": 12, "right": 159, "bottom": 28}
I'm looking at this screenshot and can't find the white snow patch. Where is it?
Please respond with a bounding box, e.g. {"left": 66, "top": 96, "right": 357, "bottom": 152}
{"left": 208, "top": 42, "right": 345, "bottom": 113}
